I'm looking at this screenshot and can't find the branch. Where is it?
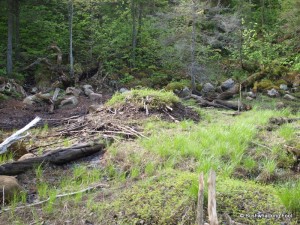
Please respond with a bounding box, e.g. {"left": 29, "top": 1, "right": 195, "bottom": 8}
{"left": 0, "top": 117, "right": 41, "bottom": 155}
{"left": 0, "top": 183, "right": 109, "bottom": 214}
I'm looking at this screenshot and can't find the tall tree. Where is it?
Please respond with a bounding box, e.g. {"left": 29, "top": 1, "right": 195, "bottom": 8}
{"left": 7, "top": 0, "right": 14, "bottom": 76}
{"left": 190, "top": 0, "right": 197, "bottom": 91}
{"left": 69, "top": 0, "right": 74, "bottom": 78}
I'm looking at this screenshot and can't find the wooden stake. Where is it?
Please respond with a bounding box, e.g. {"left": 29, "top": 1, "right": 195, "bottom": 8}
{"left": 208, "top": 170, "right": 218, "bottom": 225}
{"left": 196, "top": 172, "right": 205, "bottom": 225}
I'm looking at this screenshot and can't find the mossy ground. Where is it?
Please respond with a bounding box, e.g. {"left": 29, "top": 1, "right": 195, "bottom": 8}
{"left": 0, "top": 94, "right": 299, "bottom": 225}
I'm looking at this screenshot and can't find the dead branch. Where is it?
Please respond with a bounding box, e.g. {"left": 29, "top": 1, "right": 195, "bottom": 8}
{"left": 0, "top": 117, "right": 41, "bottom": 155}
{"left": 0, "top": 183, "right": 109, "bottom": 214}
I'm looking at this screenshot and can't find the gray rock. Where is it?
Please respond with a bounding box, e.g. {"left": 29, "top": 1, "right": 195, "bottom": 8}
{"left": 201, "top": 83, "right": 215, "bottom": 94}
{"left": 276, "top": 102, "right": 285, "bottom": 109}
{"left": 119, "top": 88, "right": 130, "bottom": 93}
{"left": 246, "top": 96, "right": 253, "bottom": 101}
{"left": 66, "top": 87, "right": 82, "bottom": 96}
{"left": 23, "top": 95, "right": 39, "bottom": 105}
{"left": 89, "top": 92, "right": 102, "bottom": 101}
{"left": 84, "top": 89, "right": 94, "bottom": 96}
{"left": 267, "top": 88, "right": 279, "bottom": 97}
{"left": 30, "top": 87, "right": 38, "bottom": 94}
{"left": 291, "top": 87, "right": 298, "bottom": 93}
{"left": 246, "top": 91, "right": 256, "bottom": 98}
{"left": 60, "top": 96, "right": 79, "bottom": 109}
{"left": 283, "top": 94, "right": 295, "bottom": 101}
{"left": 83, "top": 84, "right": 93, "bottom": 90}
{"left": 178, "top": 87, "right": 190, "bottom": 98}
{"left": 88, "top": 104, "right": 103, "bottom": 113}
{"left": 221, "top": 78, "right": 235, "bottom": 91}
{"left": 279, "top": 84, "right": 288, "bottom": 91}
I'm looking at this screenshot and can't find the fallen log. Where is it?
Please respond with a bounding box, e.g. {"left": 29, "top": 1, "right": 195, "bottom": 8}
{"left": 213, "top": 100, "right": 251, "bottom": 111}
{"left": 0, "top": 143, "right": 105, "bottom": 175}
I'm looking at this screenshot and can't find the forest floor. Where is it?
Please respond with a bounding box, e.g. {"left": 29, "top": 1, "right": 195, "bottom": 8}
{"left": 0, "top": 93, "right": 299, "bottom": 225}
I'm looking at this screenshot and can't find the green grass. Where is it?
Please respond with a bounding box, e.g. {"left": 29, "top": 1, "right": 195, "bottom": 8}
{"left": 277, "top": 180, "right": 300, "bottom": 215}
{"left": 106, "top": 88, "right": 180, "bottom": 109}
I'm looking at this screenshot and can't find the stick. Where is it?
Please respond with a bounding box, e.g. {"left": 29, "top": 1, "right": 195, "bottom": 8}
{"left": 208, "top": 170, "right": 218, "bottom": 225}
{"left": 0, "top": 183, "right": 109, "bottom": 213}
{"left": 196, "top": 172, "right": 205, "bottom": 225}
{"left": 0, "top": 117, "right": 41, "bottom": 155}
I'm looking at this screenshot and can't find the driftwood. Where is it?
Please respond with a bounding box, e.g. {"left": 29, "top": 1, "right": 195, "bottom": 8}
{"left": 0, "top": 117, "right": 41, "bottom": 155}
{"left": 208, "top": 170, "right": 218, "bottom": 225}
{"left": 49, "top": 87, "right": 60, "bottom": 113}
{"left": 0, "top": 143, "right": 105, "bottom": 175}
{"left": 196, "top": 172, "right": 205, "bottom": 225}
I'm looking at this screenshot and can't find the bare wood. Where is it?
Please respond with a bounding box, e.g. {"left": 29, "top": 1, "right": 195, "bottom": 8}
{"left": 0, "top": 183, "right": 109, "bottom": 214}
{"left": 208, "top": 170, "right": 218, "bottom": 225}
{"left": 0, "top": 143, "right": 105, "bottom": 175}
{"left": 196, "top": 172, "right": 205, "bottom": 225}
{"left": 49, "top": 88, "right": 60, "bottom": 113}
{"left": 0, "top": 117, "right": 41, "bottom": 155}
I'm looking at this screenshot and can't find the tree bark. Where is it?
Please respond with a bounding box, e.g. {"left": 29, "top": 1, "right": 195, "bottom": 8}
{"left": 207, "top": 170, "right": 218, "bottom": 225}
{"left": 7, "top": 0, "right": 14, "bottom": 76}
{"left": 0, "top": 143, "right": 105, "bottom": 175}
{"left": 190, "top": 0, "right": 197, "bottom": 91}
{"left": 131, "top": 0, "right": 137, "bottom": 68}
{"left": 69, "top": 0, "right": 74, "bottom": 78}
{"left": 196, "top": 172, "right": 205, "bottom": 225}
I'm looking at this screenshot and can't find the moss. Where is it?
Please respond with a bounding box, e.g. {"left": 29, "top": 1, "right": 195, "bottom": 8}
{"left": 257, "top": 79, "right": 279, "bottom": 91}
{"left": 106, "top": 88, "right": 180, "bottom": 109}
{"left": 96, "top": 170, "right": 196, "bottom": 224}
{"left": 274, "top": 79, "right": 288, "bottom": 86}
{"left": 165, "top": 80, "right": 191, "bottom": 91}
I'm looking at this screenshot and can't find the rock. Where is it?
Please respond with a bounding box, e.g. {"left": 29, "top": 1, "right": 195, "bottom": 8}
{"left": 23, "top": 95, "right": 40, "bottom": 105}
{"left": 66, "top": 87, "right": 82, "bottom": 96}
{"left": 0, "top": 176, "right": 22, "bottom": 202}
{"left": 18, "top": 153, "right": 35, "bottom": 161}
{"left": 221, "top": 78, "right": 235, "bottom": 91}
{"left": 83, "top": 84, "right": 93, "bottom": 90}
{"left": 280, "top": 84, "right": 288, "bottom": 91}
{"left": 89, "top": 92, "right": 102, "bottom": 101}
{"left": 267, "top": 88, "right": 279, "bottom": 97}
{"left": 88, "top": 104, "right": 102, "bottom": 113}
{"left": 246, "top": 91, "right": 256, "bottom": 99}
{"left": 60, "top": 96, "right": 79, "bottom": 109}
{"left": 83, "top": 85, "right": 94, "bottom": 96}
{"left": 178, "top": 87, "right": 190, "bottom": 98}
{"left": 276, "top": 102, "right": 285, "bottom": 109}
{"left": 283, "top": 94, "right": 296, "bottom": 101}
{"left": 291, "top": 87, "right": 298, "bottom": 93}
{"left": 202, "top": 83, "right": 215, "bottom": 94}
{"left": 246, "top": 96, "right": 253, "bottom": 101}
{"left": 30, "top": 87, "right": 38, "bottom": 94}
{"left": 119, "top": 88, "right": 130, "bottom": 93}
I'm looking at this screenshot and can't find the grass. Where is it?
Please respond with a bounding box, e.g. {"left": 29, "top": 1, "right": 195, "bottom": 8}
{"left": 106, "top": 88, "right": 180, "bottom": 109}
{"left": 0, "top": 97, "right": 299, "bottom": 225}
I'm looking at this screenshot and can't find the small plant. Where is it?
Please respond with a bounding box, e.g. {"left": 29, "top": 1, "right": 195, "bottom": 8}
{"left": 277, "top": 181, "right": 300, "bottom": 214}
{"left": 35, "top": 164, "right": 44, "bottom": 181}
{"left": 44, "top": 189, "right": 57, "bottom": 214}
{"left": 37, "top": 183, "right": 48, "bottom": 200}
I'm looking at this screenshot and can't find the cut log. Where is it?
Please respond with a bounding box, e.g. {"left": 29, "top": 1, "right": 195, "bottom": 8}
{"left": 49, "top": 88, "right": 60, "bottom": 113}
{"left": 0, "top": 143, "right": 105, "bottom": 175}
{"left": 241, "top": 71, "right": 266, "bottom": 88}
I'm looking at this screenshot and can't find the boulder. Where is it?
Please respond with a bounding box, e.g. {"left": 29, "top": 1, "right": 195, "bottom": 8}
{"left": 283, "top": 94, "right": 296, "bottom": 101}
{"left": 30, "top": 87, "right": 38, "bottom": 94}
{"left": 119, "top": 88, "right": 130, "bottom": 93}
{"left": 246, "top": 91, "right": 256, "bottom": 99}
{"left": 23, "top": 95, "right": 39, "bottom": 105}
{"left": 178, "top": 87, "right": 190, "bottom": 98}
{"left": 221, "top": 78, "right": 235, "bottom": 91}
{"left": 83, "top": 85, "right": 94, "bottom": 96}
{"left": 279, "top": 84, "right": 288, "bottom": 91}
{"left": 267, "top": 88, "right": 279, "bottom": 97}
{"left": 246, "top": 96, "right": 253, "bottom": 101}
{"left": 276, "top": 102, "right": 285, "bottom": 109}
{"left": 89, "top": 92, "right": 102, "bottom": 101}
{"left": 60, "top": 96, "right": 79, "bottom": 109}
{"left": 66, "top": 87, "right": 82, "bottom": 97}
{"left": 202, "top": 83, "right": 215, "bottom": 94}
{"left": 18, "top": 153, "right": 35, "bottom": 161}
{"left": 88, "top": 104, "right": 103, "bottom": 113}
{"left": 0, "top": 176, "right": 22, "bottom": 202}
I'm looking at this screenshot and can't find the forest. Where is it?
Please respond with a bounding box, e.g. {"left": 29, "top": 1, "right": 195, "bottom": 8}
{"left": 0, "top": 0, "right": 299, "bottom": 224}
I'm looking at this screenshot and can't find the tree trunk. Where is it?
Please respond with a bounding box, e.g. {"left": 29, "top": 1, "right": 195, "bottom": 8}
{"left": 69, "top": 0, "right": 74, "bottom": 78}
{"left": 131, "top": 0, "right": 137, "bottom": 68}
{"left": 7, "top": 0, "right": 14, "bottom": 76}
{"left": 13, "top": 0, "right": 19, "bottom": 61}
{"left": 190, "top": 0, "right": 197, "bottom": 91}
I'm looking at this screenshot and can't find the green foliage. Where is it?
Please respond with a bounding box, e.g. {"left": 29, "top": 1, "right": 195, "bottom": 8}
{"left": 277, "top": 180, "right": 300, "bottom": 214}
